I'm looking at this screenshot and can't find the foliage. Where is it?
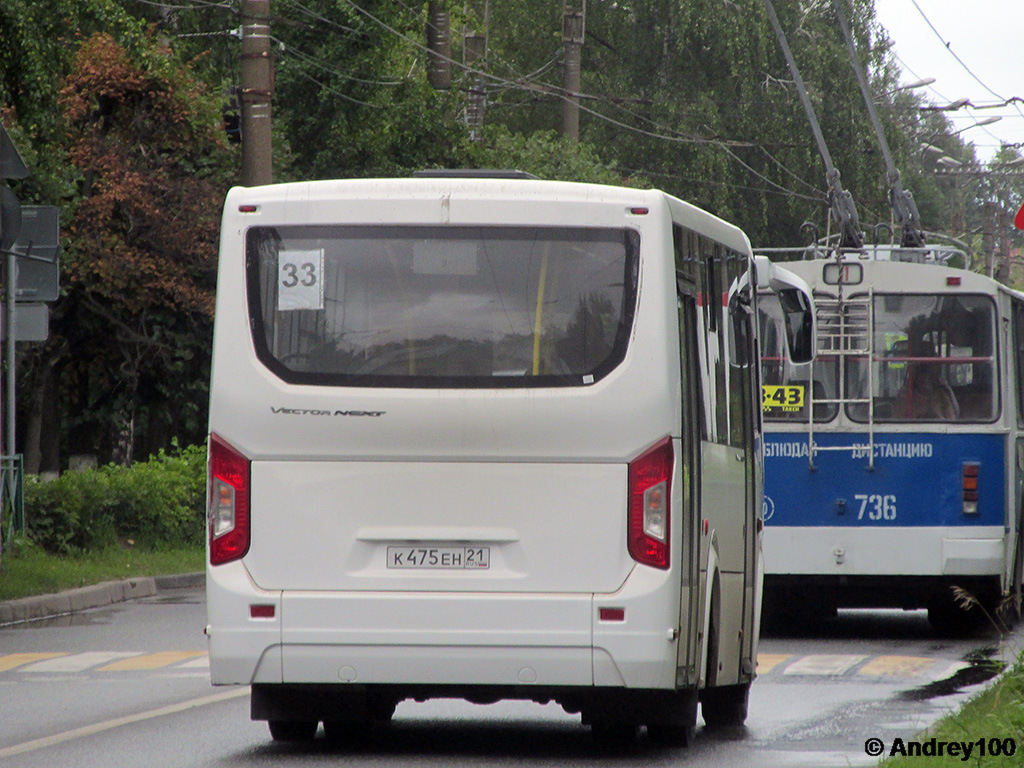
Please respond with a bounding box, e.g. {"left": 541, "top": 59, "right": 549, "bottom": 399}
{"left": 0, "top": 541, "right": 204, "bottom": 601}
{"left": 23, "top": 443, "right": 207, "bottom": 555}
{"left": 879, "top": 652, "right": 1024, "bottom": 767}
{"left": 2, "top": 0, "right": 1021, "bottom": 473}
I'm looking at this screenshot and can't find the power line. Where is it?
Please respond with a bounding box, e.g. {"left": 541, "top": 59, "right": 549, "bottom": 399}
{"left": 327, "top": 0, "right": 825, "bottom": 202}
{"left": 905, "top": 0, "right": 1024, "bottom": 138}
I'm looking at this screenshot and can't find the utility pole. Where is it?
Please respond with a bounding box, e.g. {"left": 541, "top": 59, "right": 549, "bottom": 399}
{"left": 561, "top": 1, "right": 585, "bottom": 142}
{"left": 240, "top": 0, "right": 273, "bottom": 186}
{"left": 464, "top": 1, "right": 489, "bottom": 140}
{"left": 427, "top": 1, "right": 452, "bottom": 90}
{"left": 983, "top": 200, "right": 998, "bottom": 279}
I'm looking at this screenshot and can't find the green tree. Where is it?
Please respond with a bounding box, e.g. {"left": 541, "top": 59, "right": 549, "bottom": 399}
{"left": 53, "top": 31, "right": 230, "bottom": 465}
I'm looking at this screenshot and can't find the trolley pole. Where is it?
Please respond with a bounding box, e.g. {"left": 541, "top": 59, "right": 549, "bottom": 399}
{"left": 240, "top": 0, "right": 273, "bottom": 187}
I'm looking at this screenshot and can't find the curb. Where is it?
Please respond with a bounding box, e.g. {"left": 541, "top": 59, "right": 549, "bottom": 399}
{"left": 0, "top": 572, "right": 204, "bottom": 626}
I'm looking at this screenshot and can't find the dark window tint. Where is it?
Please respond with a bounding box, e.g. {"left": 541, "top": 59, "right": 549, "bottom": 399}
{"left": 247, "top": 225, "right": 639, "bottom": 387}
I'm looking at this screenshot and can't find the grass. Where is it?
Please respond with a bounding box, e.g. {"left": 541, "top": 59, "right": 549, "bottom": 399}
{"left": 880, "top": 655, "right": 1024, "bottom": 766}
{"left": 0, "top": 540, "right": 204, "bottom": 601}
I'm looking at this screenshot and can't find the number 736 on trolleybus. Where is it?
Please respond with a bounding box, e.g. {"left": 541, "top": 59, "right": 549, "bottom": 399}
{"left": 759, "top": 245, "right": 1024, "bottom": 632}
{"left": 205, "top": 173, "right": 815, "bottom": 745}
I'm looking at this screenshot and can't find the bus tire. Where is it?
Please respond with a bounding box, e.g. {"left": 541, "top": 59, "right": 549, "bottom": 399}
{"left": 646, "top": 691, "right": 698, "bottom": 747}
{"left": 647, "top": 722, "right": 696, "bottom": 747}
{"left": 268, "top": 719, "right": 318, "bottom": 742}
{"left": 700, "top": 682, "right": 750, "bottom": 727}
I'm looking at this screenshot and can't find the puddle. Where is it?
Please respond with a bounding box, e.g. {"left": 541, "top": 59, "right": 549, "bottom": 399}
{"left": 899, "top": 647, "right": 1005, "bottom": 701}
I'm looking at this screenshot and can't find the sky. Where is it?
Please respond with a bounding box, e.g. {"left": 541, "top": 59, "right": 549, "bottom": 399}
{"left": 872, "top": 0, "right": 1024, "bottom": 163}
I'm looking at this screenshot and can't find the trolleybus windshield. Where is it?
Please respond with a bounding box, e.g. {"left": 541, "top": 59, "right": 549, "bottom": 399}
{"left": 847, "top": 293, "right": 997, "bottom": 423}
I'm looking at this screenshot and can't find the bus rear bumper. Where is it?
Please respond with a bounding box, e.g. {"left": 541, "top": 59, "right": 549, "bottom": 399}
{"left": 206, "top": 562, "right": 679, "bottom": 691}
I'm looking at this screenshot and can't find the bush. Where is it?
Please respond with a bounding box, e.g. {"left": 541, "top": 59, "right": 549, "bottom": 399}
{"left": 24, "top": 443, "right": 207, "bottom": 555}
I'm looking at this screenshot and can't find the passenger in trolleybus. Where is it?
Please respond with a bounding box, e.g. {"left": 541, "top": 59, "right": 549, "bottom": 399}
{"left": 893, "top": 353, "right": 959, "bottom": 421}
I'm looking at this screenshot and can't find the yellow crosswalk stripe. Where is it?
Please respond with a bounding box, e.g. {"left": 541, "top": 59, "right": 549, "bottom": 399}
{"left": 858, "top": 655, "right": 937, "bottom": 677}
{"left": 755, "top": 653, "right": 791, "bottom": 673}
{"left": 783, "top": 654, "right": 868, "bottom": 675}
{"left": 97, "top": 651, "right": 208, "bottom": 671}
{"left": 0, "top": 653, "right": 68, "bottom": 671}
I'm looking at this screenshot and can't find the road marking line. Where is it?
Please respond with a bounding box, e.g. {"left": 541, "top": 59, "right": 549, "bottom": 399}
{"left": 0, "top": 687, "right": 249, "bottom": 758}
{"left": 783, "top": 654, "right": 867, "bottom": 675}
{"left": 0, "top": 653, "right": 68, "bottom": 672}
{"left": 98, "top": 651, "right": 207, "bottom": 671}
{"left": 177, "top": 655, "right": 210, "bottom": 669}
{"left": 756, "top": 653, "right": 791, "bottom": 673}
{"left": 858, "top": 655, "right": 937, "bottom": 677}
{"left": 17, "top": 652, "right": 142, "bottom": 673}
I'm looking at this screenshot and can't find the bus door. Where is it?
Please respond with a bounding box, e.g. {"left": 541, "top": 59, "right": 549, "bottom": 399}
{"left": 726, "top": 261, "right": 760, "bottom": 676}
{"left": 675, "top": 279, "right": 703, "bottom": 686}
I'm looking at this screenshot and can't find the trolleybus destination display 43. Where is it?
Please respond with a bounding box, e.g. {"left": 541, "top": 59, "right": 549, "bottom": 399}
{"left": 205, "top": 174, "right": 814, "bottom": 744}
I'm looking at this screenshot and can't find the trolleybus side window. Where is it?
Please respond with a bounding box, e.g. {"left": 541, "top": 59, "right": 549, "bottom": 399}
{"left": 245, "top": 225, "right": 639, "bottom": 388}
{"left": 845, "top": 294, "right": 998, "bottom": 423}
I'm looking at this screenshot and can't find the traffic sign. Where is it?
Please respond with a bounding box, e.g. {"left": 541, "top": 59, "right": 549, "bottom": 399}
{"left": 0, "top": 303, "right": 48, "bottom": 342}
{"left": 10, "top": 205, "right": 59, "bottom": 302}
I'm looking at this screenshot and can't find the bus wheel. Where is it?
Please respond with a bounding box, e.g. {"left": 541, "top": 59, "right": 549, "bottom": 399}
{"left": 268, "top": 719, "right": 318, "bottom": 742}
{"left": 646, "top": 690, "right": 698, "bottom": 746}
{"left": 927, "top": 591, "right": 985, "bottom": 636}
{"left": 700, "top": 682, "right": 750, "bottom": 727}
{"left": 647, "top": 722, "right": 696, "bottom": 747}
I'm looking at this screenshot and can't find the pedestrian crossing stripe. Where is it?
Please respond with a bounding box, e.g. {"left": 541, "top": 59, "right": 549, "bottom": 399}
{"left": 756, "top": 652, "right": 960, "bottom": 679}
{"left": 0, "top": 653, "right": 67, "bottom": 672}
{"left": 857, "top": 655, "right": 937, "bottom": 677}
{"left": 0, "top": 651, "right": 962, "bottom": 679}
{"left": 783, "top": 654, "right": 867, "bottom": 676}
{"left": 0, "top": 652, "right": 209, "bottom": 673}
{"left": 755, "top": 653, "right": 791, "bottom": 673}
{"left": 98, "top": 651, "right": 208, "bottom": 671}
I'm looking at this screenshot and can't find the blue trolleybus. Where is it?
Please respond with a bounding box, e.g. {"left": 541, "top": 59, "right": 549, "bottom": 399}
{"left": 758, "top": 245, "right": 1024, "bottom": 630}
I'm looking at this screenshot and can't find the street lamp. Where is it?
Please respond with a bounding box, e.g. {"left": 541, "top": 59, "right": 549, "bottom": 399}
{"left": 896, "top": 77, "right": 936, "bottom": 91}
{"left": 951, "top": 116, "right": 1002, "bottom": 134}
{"left": 920, "top": 97, "right": 972, "bottom": 112}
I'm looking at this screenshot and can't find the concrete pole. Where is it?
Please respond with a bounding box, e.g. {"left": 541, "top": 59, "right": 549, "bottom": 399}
{"left": 561, "top": 2, "right": 585, "bottom": 142}
{"left": 427, "top": 1, "right": 452, "bottom": 90}
{"left": 240, "top": 0, "right": 273, "bottom": 187}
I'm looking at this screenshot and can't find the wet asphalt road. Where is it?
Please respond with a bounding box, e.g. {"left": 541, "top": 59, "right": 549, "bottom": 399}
{"left": 0, "top": 587, "right": 1019, "bottom": 767}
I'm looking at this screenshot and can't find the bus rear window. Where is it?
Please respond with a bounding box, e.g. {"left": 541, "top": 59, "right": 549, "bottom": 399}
{"left": 246, "top": 225, "right": 639, "bottom": 387}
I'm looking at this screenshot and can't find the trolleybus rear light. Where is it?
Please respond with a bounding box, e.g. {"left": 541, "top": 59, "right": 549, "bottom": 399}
{"left": 627, "top": 437, "right": 672, "bottom": 569}
{"left": 946, "top": 276, "right": 962, "bottom": 286}
{"left": 250, "top": 604, "right": 276, "bottom": 619}
{"left": 599, "top": 607, "right": 626, "bottom": 622}
{"left": 962, "top": 462, "right": 980, "bottom": 514}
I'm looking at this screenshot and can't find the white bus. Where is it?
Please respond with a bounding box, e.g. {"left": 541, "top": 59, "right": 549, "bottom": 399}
{"left": 205, "top": 173, "right": 814, "bottom": 744}
{"left": 759, "top": 245, "right": 1024, "bottom": 632}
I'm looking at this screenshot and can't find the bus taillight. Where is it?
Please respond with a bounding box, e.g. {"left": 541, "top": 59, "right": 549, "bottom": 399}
{"left": 209, "top": 434, "right": 251, "bottom": 565}
{"left": 962, "top": 462, "right": 980, "bottom": 515}
{"left": 628, "top": 437, "right": 673, "bottom": 569}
